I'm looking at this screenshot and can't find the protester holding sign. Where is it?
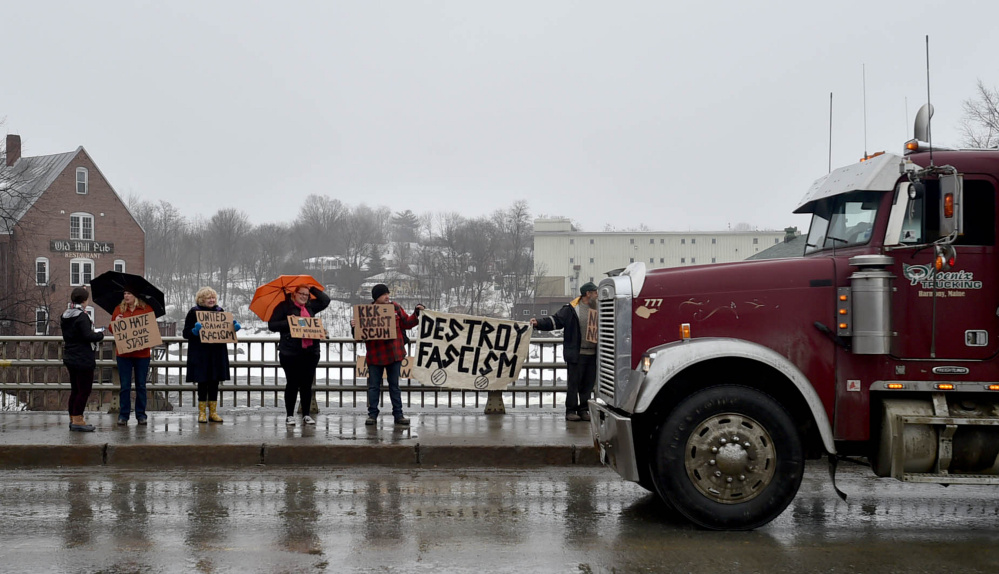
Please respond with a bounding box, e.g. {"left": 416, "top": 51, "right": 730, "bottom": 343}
{"left": 109, "top": 290, "right": 154, "bottom": 425}
{"left": 351, "top": 284, "right": 424, "bottom": 426}
{"left": 61, "top": 287, "right": 105, "bottom": 432}
{"left": 531, "top": 282, "right": 599, "bottom": 422}
{"left": 183, "top": 287, "right": 241, "bottom": 424}
{"left": 267, "top": 285, "right": 330, "bottom": 425}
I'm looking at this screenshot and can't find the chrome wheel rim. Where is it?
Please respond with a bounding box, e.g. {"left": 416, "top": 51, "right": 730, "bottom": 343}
{"left": 683, "top": 412, "right": 776, "bottom": 504}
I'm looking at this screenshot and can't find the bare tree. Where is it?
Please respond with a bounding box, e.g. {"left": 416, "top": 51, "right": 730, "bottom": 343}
{"left": 208, "top": 208, "right": 251, "bottom": 306}
{"left": 961, "top": 80, "right": 999, "bottom": 149}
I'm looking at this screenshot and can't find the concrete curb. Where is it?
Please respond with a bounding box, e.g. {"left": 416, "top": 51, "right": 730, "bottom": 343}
{"left": 0, "top": 443, "right": 602, "bottom": 468}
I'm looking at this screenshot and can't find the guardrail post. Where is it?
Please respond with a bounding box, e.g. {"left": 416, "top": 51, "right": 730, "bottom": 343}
{"left": 108, "top": 364, "right": 120, "bottom": 414}
{"left": 484, "top": 390, "right": 506, "bottom": 415}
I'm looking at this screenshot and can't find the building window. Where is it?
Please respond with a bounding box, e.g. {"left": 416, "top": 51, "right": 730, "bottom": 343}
{"left": 753, "top": 238, "right": 759, "bottom": 244}
{"left": 523, "top": 310, "right": 530, "bottom": 316}
{"left": 681, "top": 257, "right": 686, "bottom": 263}
{"left": 35, "top": 307, "right": 49, "bottom": 335}
{"left": 589, "top": 239, "right": 594, "bottom": 245}
{"left": 629, "top": 258, "right": 634, "bottom": 263}
{"left": 660, "top": 238, "right": 664, "bottom": 244}
{"left": 589, "top": 257, "right": 594, "bottom": 264}
{"left": 540, "top": 309, "right": 548, "bottom": 316}
{"left": 775, "top": 238, "right": 780, "bottom": 244}
{"left": 113, "top": 259, "right": 126, "bottom": 273}
{"left": 630, "top": 238, "right": 635, "bottom": 245}
{"left": 70, "top": 258, "right": 94, "bottom": 286}
{"left": 649, "top": 238, "right": 654, "bottom": 244}
{"left": 589, "top": 277, "right": 594, "bottom": 282}
{"left": 76, "top": 167, "right": 88, "bottom": 194}
{"left": 660, "top": 258, "right": 664, "bottom": 263}
{"left": 681, "top": 238, "right": 685, "bottom": 244}
{"left": 712, "top": 257, "right": 716, "bottom": 263}
{"left": 570, "top": 238, "right": 574, "bottom": 245}
{"left": 712, "top": 238, "right": 716, "bottom": 244}
{"left": 692, "top": 257, "right": 696, "bottom": 263}
{"left": 35, "top": 257, "right": 49, "bottom": 285}
{"left": 70, "top": 213, "right": 94, "bottom": 240}
{"left": 650, "top": 258, "right": 655, "bottom": 263}
{"left": 569, "top": 257, "right": 574, "bottom": 263}
{"left": 691, "top": 238, "right": 696, "bottom": 244}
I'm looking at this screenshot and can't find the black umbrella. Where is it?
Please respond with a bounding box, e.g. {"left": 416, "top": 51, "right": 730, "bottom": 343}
{"left": 89, "top": 271, "right": 167, "bottom": 318}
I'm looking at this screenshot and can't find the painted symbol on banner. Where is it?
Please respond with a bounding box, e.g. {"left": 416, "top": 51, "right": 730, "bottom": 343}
{"left": 846, "top": 379, "right": 861, "bottom": 392}
{"left": 474, "top": 376, "right": 489, "bottom": 389}
{"left": 431, "top": 369, "right": 448, "bottom": 386}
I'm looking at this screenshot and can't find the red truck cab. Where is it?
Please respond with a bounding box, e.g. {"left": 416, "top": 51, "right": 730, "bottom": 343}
{"left": 590, "top": 110, "right": 999, "bottom": 530}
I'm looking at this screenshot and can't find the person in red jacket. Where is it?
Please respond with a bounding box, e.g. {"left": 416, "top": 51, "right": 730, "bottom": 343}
{"left": 110, "top": 290, "right": 154, "bottom": 425}
{"left": 354, "top": 284, "right": 424, "bottom": 426}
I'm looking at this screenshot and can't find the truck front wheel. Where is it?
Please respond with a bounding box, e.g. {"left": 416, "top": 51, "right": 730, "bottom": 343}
{"left": 652, "top": 385, "right": 804, "bottom": 530}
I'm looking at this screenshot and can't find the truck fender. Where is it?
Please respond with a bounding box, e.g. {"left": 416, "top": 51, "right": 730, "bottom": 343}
{"left": 634, "top": 337, "right": 836, "bottom": 455}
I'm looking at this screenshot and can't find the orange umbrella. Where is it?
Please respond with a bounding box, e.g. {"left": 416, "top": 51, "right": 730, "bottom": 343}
{"left": 249, "top": 275, "right": 324, "bottom": 321}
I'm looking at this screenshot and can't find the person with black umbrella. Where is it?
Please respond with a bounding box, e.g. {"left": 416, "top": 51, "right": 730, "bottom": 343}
{"left": 110, "top": 289, "right": 155, "bottom": 425}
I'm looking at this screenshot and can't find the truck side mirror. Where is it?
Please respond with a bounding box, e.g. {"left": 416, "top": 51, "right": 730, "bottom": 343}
{"left": 939, "top": 174, "right": 964, "bottom": 237}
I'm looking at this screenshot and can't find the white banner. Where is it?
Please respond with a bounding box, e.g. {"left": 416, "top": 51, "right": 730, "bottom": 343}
{"left": 412, "top": 310, "right": 533, "bottom": 391}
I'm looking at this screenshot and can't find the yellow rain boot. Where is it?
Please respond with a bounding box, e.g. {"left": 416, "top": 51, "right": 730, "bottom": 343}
{"left": 198, "top": 401, "right": 208, "bottom": 423}
{"left": 208, "top": 401, "right": 223, "bottom": 423}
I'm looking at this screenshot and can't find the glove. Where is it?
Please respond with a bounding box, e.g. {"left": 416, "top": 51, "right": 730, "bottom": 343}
{"left": 233, "top": 320, "right": 242, "bottom": 332}
{"left": 192, "top": 322, "right": 202, "bottom": 335}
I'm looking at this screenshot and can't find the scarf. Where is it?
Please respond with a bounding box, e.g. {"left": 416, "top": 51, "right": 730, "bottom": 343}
{"left": 294, "top": 301, "right": 313, "bottom": 349}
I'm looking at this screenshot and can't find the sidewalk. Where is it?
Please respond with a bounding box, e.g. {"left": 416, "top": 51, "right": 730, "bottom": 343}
{"left": 0, "top": 408, "right": 600, "bottom": 468}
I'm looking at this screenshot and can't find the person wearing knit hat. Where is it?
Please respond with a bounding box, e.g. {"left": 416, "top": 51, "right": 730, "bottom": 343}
{"left": 530, "top": 281, "right": 599, "bottom": 422}
{"left": 352, "top": 284, "right": 425, "bottom": 426}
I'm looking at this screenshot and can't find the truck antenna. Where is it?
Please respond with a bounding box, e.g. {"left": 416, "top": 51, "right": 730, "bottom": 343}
{"left": 828, "top": 92, "right": 833, "bottom": 173}
{"left": 925, "top": 35, "right": 934, "bottom": 167}
{"left": 862, "top": 64, "right": 869, "bottom": 159}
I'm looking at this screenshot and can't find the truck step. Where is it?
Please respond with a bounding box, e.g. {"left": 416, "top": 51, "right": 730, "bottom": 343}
{"left": 902, "top": 473, "right": 999, "bottom": 485}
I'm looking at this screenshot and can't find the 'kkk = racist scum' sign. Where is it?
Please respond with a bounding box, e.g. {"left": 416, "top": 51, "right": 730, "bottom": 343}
{"left": 112, "top": 311, "right": 163, "bottom": 355}
{"left": 196, "top": 310, "right": 237, "bottom": 344}
{"left": 287, "top": 316, "right": 327, "bottom": 339}
{"left": 353, "top": 304, "right": 396, "bottom": 340}
{"left": 355, "top": 355, "right": 413, "bottom": 379}
{"left": 411, "top": 310, "right": 532, "bottom": 391}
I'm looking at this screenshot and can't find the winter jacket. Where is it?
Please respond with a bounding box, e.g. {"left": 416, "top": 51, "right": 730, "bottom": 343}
{"left": 361, "top": 302, "right": 419, "bottom": 366}
{"left": 534, "top": 296, "right": 589, "bottom": 364}
{"left": 61, "top": 306, "right": 104, "bottom": 369}
{"left": 267, "top": 287, "right": 332, "bottom": 357}
{"left": 182, "top": 305, "right": 232, "bottom": 383}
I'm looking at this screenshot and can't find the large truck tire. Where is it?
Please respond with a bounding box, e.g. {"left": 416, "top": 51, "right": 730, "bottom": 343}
{"left": 652, "top": 385, "right": 804, "bottom": 530}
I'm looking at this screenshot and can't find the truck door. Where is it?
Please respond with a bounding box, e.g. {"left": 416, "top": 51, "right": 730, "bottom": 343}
{"left": 889, "top": 176, "right": 999, "bottom": 360}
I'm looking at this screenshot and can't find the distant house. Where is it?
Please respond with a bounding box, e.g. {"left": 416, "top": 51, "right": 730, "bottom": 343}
{"left": 359, "top": 271, "right": 419, "bottom": 300}
{"left": 0, "top": 135, "right": 145, "bottom": 335}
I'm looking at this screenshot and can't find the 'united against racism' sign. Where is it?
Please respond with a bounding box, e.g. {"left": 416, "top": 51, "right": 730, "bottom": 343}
{"left": 196, "top": 310, "right": 237, "bottom": 344}
{"left": 112, "top": 311, "right": 162, "bottom": 355}
{"left": 411, "top": 310, "right": 532, "bottom": 391}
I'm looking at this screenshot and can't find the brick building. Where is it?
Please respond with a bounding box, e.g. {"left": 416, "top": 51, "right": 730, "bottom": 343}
{"left": 0, "top": 135, "right": 144, "bottom": 335}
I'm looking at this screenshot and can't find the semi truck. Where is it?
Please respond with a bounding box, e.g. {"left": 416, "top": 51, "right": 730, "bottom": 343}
{"left": 589, "top": 105, "right": 999, "bottom": 529}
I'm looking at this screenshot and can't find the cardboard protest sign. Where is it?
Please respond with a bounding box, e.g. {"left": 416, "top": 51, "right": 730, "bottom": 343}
{"left": 196, "top": 310, "right": 237, "bottom": 344}
{"left": 412, "top": 310, "right": 532, "bottom": 391}
{"left": 287, "top": 315, "right": 327, "bottom": 339}
{"left": 112, "top": 311, "right": 162, "bottom": 354}
{"left": 353, "top": 304, "right": 396, "bottom": 340}
{"left": 585, "top": 308, "right": 598, "bottom": 344}
{"left": 355, "top": 355, "right": 413, "bottom": 379}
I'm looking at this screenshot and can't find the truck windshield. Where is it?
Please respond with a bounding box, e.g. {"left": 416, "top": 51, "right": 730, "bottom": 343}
{"left": 804, "top": 191, "right": 881, "bottom": 254}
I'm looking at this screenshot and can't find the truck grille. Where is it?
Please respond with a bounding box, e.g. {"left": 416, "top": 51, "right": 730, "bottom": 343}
{"left": 597, "top": 292, "right": 617, "bottom": 402}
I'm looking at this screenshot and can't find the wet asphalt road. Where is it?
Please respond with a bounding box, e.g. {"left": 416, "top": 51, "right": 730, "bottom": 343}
{"left": 1, "top": 461, "right": 998, "bottom": 573}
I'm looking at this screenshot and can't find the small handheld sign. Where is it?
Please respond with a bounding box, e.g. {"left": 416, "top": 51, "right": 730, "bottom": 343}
{"left": 112, "top": 311, "right": 162, "bottom": 354}
{"left": 355, "top": 355, "right": 413, "bottom": 379}
{"left": 353, "top": 304, "right": 396, "bottom": 340}
{"left": 287, "top": 315, "right": 327, "bottom": 339}
{"left": 196, "top": 310, "right": 237, "bottom": 344}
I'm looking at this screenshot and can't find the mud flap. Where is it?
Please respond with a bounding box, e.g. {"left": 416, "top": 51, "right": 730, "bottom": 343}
{"left": 827, "top": 453, "right": 848, "bottom": 501}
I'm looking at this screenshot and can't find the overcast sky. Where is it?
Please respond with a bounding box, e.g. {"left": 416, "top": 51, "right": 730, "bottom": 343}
{"left": 4, "top": 1, "right": 997, "bottom": 233}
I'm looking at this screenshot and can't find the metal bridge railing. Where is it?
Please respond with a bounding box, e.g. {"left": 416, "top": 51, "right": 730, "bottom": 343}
{"left": 0, "top": 335, "right": 568, "bottom": 413}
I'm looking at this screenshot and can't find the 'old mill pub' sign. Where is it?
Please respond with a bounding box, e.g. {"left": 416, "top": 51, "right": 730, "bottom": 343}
{"left": 50, "top": 240, "right": 114, "bottom": 256}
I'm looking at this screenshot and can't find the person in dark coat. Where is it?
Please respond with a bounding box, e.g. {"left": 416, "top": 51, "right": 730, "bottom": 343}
{"left": 531, "top": 282, "right": 599, "bottom": 422}
{"left": 267, "top": 285, "right": 331, "bottom": 426}
{"left": 61, "top": 286, "right": 105, "bottom": 432}
{"left": 183, "top": 287, "right": 241, "bottom": 423}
